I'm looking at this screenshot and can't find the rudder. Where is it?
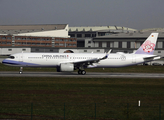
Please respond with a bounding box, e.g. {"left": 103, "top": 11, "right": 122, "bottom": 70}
{"left": 135, "top": 33, "right": 159, "bottom": 55}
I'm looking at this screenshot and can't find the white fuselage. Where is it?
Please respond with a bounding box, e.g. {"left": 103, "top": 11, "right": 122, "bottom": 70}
{"left": 2, "top": 52, "right": 155, "bottom": 68}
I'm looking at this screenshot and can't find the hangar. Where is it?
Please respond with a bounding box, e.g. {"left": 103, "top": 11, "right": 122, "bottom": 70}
{"left": 0, "top": 25, "right": 164, "bottom": 58}
{"left": 0, "top": 24, "right": 77, "bottom": 48}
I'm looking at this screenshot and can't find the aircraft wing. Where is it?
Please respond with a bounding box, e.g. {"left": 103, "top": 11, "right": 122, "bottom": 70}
{"left": 59, "top": 53, "right": 109, "bottom": 69}
{"left": 73, "top": 54, "right": 108, "bottom": 67}
{"left": 59, "top": 50, "right": 111, "bottom": 69}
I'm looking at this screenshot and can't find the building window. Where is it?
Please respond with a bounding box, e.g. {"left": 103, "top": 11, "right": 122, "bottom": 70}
{"left": 22, "top": 38, "right": 26, "bottom": 40}
{"left": 46, "top": 38, "right": 50, "bottom": 41}
{"left": 22, "top": 49, "right": 26, "bottom": 51}
{"left": 92, "top": 34, "right": 96, "bottom": 37}
{"left": 27, "top": 37, "right": 31, "bottom": 40}
{"left": 119, "top": 41, "right": 122, "bottom": 48}
{"left": 8, "top": 49, "right": 12, "bottom": 51}
{"left": 114, "top": 42, "right": 118, "bottom": 48}
{"left": 41, "top": 43, "right": 46, "bottom": 45}
{"left": 102, "top": 42, "right": 107, "bottom": 48}
{"left": 127, "top": 42, "right": 130, "bottom": 48}
{"left": 130, "top": 42, "right": 135, "bottom": 48}
{"left": 85, "top": 34, "right": 91, "bottom": 37}
{"left": 59, "top": 43, "right": 64, "bottom": 46}
{"left": 157, "top": 42, "right": 162, "bottom": 48}
{"left": 17, "top": 37, "right": 21, "bottom": 40}
{"left": 99, "top": 42, "right": 102, "bottom": 47}
{"left": 2, "top": 37, "right": 6, "bottom": 39}
{"left": 7, "top": 37, "right": 11, "bottom": 40}
{"left": 122, "top": 42, "right": 127, "bottom": 48}
{"left": 110, "top": 42, "right": 114, "bottom": 48}
{"left": 84, "top": 50, "right": 87, "bottom": 52}
{"left": 41, "top": 38, "right": 45, "bottom": 41}
{"left": 69, "top": 34, "right": 75, "bottom": 37}
{"left": 77, "top": 34, "right": 82, "bottom": 38}
{"left": 107, "top": 42, "right": 110, "bottom": 48}
{"left": 97, "top": 50, "right": 100, "bottom": 52}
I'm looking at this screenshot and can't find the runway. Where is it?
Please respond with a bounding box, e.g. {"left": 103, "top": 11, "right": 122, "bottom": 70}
{"left": 0, "top": 71, "right": 164, "bottom": 78}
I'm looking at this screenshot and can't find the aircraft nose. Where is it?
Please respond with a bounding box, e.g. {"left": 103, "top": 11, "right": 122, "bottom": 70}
{"left": 2, "top": 59, "right": 8, "bottom": 64}
{"left": 2, "top": 59, "right": 12, "bottom": 65}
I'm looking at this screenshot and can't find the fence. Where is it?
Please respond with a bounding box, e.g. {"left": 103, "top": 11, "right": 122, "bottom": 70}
{"left": 0, "top": 102, "right": 163, "bottom": 120}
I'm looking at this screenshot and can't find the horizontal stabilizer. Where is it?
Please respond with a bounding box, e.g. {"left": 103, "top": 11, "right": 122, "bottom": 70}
{"left": 143, "top": 55, "right": 161, "bottom": 62}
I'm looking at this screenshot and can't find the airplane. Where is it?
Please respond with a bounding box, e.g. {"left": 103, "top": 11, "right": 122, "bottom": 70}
{"left": 2, "top": 33, "right": 161, "bottom": 75}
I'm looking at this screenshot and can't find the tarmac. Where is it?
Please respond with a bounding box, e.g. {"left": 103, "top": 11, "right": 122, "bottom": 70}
{"left": 0, "top": 71, "right": 164, "bottom": 78}
{"left": 0, "top": 58, "right": 164, "bottom": 78}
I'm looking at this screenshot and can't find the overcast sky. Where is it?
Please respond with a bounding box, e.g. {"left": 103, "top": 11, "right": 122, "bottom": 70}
{"left": 0, "top": 0, "right": 163, "bottom": 30}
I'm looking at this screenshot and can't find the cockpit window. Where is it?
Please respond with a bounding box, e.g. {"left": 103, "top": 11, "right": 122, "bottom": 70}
{"left": 9, "top": 56, "right": 15, "bottom": 59}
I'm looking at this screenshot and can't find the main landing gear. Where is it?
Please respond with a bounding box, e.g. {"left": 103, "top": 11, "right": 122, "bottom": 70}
{"left": 78, "top": 70, "right": 86, "bottom": 75}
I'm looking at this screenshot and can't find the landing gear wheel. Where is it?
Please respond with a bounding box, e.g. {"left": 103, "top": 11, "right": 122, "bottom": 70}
{"left": 78, "top": 70, "right": 82, "bottom": 74}
{"left": 78, "top": 70, "right": 86, "bottom": 75}
{"left": 81, "top": 70, "right": 86, "bottom": 75}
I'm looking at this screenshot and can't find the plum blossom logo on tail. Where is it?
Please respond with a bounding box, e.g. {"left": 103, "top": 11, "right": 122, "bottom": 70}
{"left": 141, "top": 40, "right": 155, "bottom": 53}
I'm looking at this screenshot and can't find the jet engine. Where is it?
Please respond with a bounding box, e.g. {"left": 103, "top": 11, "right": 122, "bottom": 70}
{"left": 57, "top": 63, "right": 74, "bottom": 72}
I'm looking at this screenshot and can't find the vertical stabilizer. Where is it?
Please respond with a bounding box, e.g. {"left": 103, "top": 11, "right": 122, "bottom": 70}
{"left": 135, "top": 33, "right": 159, "bottom": 55}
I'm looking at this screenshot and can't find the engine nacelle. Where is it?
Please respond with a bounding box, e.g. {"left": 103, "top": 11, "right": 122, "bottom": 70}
{"left": 57, "top": 63, "right": 74, "bottom": 72}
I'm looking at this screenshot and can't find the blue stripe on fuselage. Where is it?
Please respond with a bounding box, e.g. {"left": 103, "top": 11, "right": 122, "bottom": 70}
{"left": 2, "top": 59, "right": 39, "bottom": 66}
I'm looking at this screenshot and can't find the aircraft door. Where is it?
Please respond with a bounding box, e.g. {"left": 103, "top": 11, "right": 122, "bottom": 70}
{"left": 19, "top": 53, "right": 23, "bottom": 62}
{"left": 132, "top": 55, "right": 136, "bottom": 63}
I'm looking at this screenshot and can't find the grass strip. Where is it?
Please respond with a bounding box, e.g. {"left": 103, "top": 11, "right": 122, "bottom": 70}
{"left": 0, "top": 77, "right": 164, "bottom": 119}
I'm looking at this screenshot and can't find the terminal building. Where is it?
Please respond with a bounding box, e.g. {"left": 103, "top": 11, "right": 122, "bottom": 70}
{"left": 69, "top": 26, "right": 137, "bottom": 47}
{"left": 68, "top": 27, "right": 164, "bottom": 56}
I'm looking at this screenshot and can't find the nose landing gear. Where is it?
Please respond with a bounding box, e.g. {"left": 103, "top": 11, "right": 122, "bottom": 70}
{"left": 19, "top": 67, "right": 23, "bottom": 74}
